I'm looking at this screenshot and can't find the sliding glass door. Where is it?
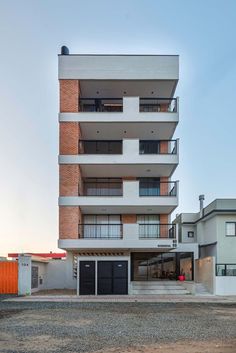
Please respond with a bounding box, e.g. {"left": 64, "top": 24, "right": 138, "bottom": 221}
{"left": 83, "top": 215, "right": 121, "bottom": 238}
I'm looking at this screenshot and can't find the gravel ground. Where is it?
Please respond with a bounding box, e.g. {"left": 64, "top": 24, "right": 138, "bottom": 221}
{"left": 0, "top": 301, "right": 236, "bottom": 353}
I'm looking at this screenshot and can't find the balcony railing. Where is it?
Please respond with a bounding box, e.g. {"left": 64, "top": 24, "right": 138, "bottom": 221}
{"left": 79, "top": 98, "right": 123, "bottom": 112}
{"left": 139, "top": 140, "right": 177, "bottom": 155}
{"left": 78, "top": 224, "right": 123, "bottom": 239}
{"left": 216, "top": 264, "right": 236, "bottom": 276}
{"left": 79, "top": 140, "right": 123, "bottom": 154}
{"left": 139, "top": 181, "right": 177, "bottom": 197}
{"left": 139, "top": 98, "right": 177, "bottom": 112}
{"left": 139, "top": 223, "right": 176, "bottom": 239}
{"left": 83, "top": 180, "right": 123, "bottom": 196}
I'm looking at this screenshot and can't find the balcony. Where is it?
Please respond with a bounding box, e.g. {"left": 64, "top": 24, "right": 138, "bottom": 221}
{"left": 59, "top": 139, "right": 179, "bottom": 178}
{"left": 58, "top": 223, "right": 177, "bottom": 251}
{"left": 59, "top": 97, "right": 179, "bottom": 140}
{"left": 139, "top": 223, "right": 175, "bottom": 239}
{"left": 139, "top": 180, "right": 177, "bottom": 197}
{"left": 59, "top": 180, "right": 178, "bottom": 214}
{"left": 83, "top": 179, "right": 123, "bottom": 196}
{"left": 82, "top": 179, "right": 176, "bottom": 197}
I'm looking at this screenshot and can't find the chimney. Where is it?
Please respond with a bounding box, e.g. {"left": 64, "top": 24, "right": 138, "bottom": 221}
{"left": 199, "top": 194, "right": 205, "bottom": 217}
{"left": 61, "top": 46, "right": 69, "bottom": 55}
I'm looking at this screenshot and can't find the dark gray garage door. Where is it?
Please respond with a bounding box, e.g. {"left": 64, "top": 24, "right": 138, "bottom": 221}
{"left": 79, "top": 261, "right": 95, "bottom": 295}
{"left": 98, "top": 261, "right": 128, "bottom": 295}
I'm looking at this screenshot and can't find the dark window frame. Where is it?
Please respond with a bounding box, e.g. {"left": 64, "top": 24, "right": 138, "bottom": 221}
{"left": 188, "top": 231, "right": 194, "bottom": 238}
{"left": 225, "top": 222, "right": 236, "bottom": 237}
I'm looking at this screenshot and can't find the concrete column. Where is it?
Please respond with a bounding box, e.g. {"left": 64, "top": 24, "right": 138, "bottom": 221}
{"left": 18, "top": 255, "right": 32, "bottom": 296}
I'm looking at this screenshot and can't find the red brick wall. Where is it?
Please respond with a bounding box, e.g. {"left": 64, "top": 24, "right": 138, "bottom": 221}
{"left": 160, "top": 104, "right": 168, "bottom": 112}
{"left": 122, "top": 214, "right": 137, "bottom": 224}
{"left": 160, "top": 214, "right": 169, "bottom": 238}
{"left": 159, "top": 141, "right": 168, "bottom": 154}
{"left": 59, "top": 206, "right": 82, "bottom": 239}
{"left": 60, "top": 80, "right": 80, "bottom": 113}
{"left": 59, "top": 122, "right": 81, "bottom": 155}
{"left": 122, "top": 177, "right": 137, "bottom": 181}
{"left": 60, "top": 165, "right": 83, "bottom": 196}
{"left": 160, "top": 177, "right": 169, "bottom": 196}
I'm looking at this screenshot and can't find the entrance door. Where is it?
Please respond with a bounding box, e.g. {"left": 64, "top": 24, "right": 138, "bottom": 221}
{"left": 79, "top": 261, "right": 95, "bottom": 295}
{"left": 31, "top": 266, "right": 39, "bottom": 289}
{"left": 98, "top": 261, "right": 128, "bottom": 295}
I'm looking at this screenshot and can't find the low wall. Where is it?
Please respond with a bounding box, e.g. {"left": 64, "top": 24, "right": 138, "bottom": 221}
{"left": 44, "top": 257, "right": 76, "bottom": 290}
{"left": 215, "top": 277, "right": 236, "bottom": 295}
{"left": 195, "top": 256, "right": 215, "bottom": 294}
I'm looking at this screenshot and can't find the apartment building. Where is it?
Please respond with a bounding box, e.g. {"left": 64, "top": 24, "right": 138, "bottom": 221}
{"left": 58, "top": 47, "right": 197, "bottom": 295}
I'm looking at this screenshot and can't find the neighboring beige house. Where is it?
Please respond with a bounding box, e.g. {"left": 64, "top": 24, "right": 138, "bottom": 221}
{"left": 174, "top": 197, "right": 236, "bottom": 295}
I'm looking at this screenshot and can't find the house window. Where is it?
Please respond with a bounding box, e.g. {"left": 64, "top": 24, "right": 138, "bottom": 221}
{"left": 188, "top": 231, "right": 194, "bottom": 238}
{"left": 226, "top": 222, "right": 236, "bottom": 236}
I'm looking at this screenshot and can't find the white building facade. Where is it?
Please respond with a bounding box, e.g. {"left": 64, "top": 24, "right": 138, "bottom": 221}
{"left": 58, "top": 48, "right": 196, "bottom": 295}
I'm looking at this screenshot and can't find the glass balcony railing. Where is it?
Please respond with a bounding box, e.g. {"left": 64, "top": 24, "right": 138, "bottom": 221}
{"left": 139, "top": 140, "right": 177, "bottom": 155}
{"left": 139, "top": 223, "right": 176, "bottom": 239}
{"left": 139, "top": 98, "right": 177, "bottom": 112}
{"left": 78, "top": 97, "right": 177, "bottom": 113}
{"left": 83, "top": 179, "right": 123, "bottom": 196}
{"left": 139, "top": 180, "right": 177, "bottom": 197}
{"left": 78, "top": 224, "right": 123, "bottom": 239}
{"left": 79, "top": 140, "right": 122, "bottom": 154}
{"left": 79, "top": 98, "right": 123, "bottom": 112}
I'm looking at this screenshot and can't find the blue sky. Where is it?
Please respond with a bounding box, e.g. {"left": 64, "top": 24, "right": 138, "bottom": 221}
{"left": 0, "top": 0, "right": 236, "bottom": 255}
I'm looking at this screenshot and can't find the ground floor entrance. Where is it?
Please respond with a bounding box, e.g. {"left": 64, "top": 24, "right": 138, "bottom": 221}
{"left": 77, "top": 251, "right": 194, "bottom": 295}
{"left": 79, "top": 259, "right": 128, "bottom": 295}
{"left": 131, "top": 252, "right": 194, "bottom": 281}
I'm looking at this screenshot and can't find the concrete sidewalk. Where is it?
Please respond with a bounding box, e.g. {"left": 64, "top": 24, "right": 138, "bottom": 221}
{"left": 5, "top": 294, "right": 236, "bottom": 303}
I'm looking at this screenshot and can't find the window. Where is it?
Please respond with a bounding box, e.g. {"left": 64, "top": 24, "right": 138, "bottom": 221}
{"left": 137, "top": 215, "right": 160, "bottom": 238}
{"left": 226, "top": 222, "right": 236, "bottom": 236}
{"left": 188, "top": 231, "right": 194, "bottom": 238}
{"left": 83, "top": 215, "right": 121, "bottom": 238}
{"left": 139, "top": 178, "right": 160, "bottom": 196}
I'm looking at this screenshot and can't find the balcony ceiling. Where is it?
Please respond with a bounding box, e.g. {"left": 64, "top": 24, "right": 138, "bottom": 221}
{"left": 79, "top": 205, "right": 176, "bottom": 214}
{"left": 80, "top": 80, "right": 177, "bottom": 99}
{"left": 80, "top": 122, "right": 177, "bottom": 140}
{"left": 80, "top": 164, "right": 177, "bottom": 178}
